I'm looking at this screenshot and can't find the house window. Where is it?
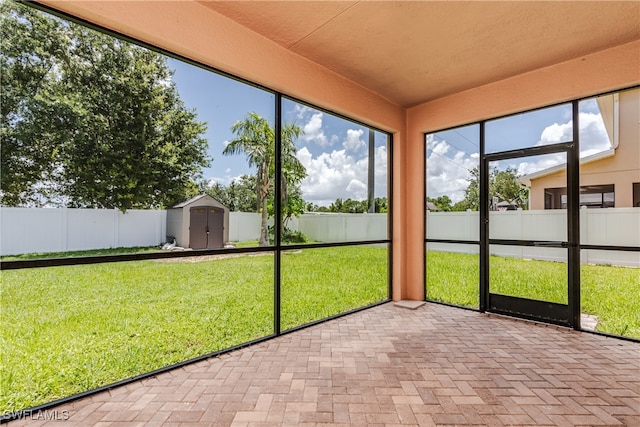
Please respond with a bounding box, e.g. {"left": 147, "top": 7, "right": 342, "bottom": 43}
{"left": 544, "top": 185, "right": 615, "bottom": 209}
{"left": 545, "top": 188, "right": 564, "bottom": 209}
{"left": 634, "top": 183, "right": 640, "bottom": 207}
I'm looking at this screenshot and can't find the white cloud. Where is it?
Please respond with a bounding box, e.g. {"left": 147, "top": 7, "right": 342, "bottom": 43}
{"left": 374, "top": 145, "right": 388, "bottom": 198}
{"left": 513, "top": 154, "right": 564, "bottom": 176}
{"left": 207, "top": 173, "right": 244, "bottom": 187}
{"left": 343, "top": 129, "right": 365, "bottom": 151}
{"left": 577, "top": 112, "right": 610, "bottom": 156}
{"left": 297, "top": 146, "right": 387, "bottom": 206}
{"left": 294, "top": 104, "right": 313, "bottom": 119}
{"left": 302, "top": 112, "right": 331, "bottom": 147}
{"left": 538, "top": 122, "right": 570, "bottom": 144}
{"left": 536, "top": 112, "right": 610, "bottom": 157}
{"left": 426, "top": 135, "right": 478, "bottom": 203}
{"left": 518, "top": 112, "right": 610, "bottom": 174}
{"left": 287, "top": 106, "right": 390, "bottom": 205}
{"left": 346, "top": 179, "right": 367, "bottom": 194}
{"left": 426, "top": 111, "right": 611, "bottom": 202}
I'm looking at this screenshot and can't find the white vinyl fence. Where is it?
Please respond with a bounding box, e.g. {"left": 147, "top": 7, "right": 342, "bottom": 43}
{"left": 228, "top": 212, "right": 262, "bottom": 243}
{"left": 0, "top": 208, "right": 388, "bottom": 256}
{"left": 2, "top": 207, "right": 637, "bottom": 267}
{"left": 0, "top": 208, "right": 166, "bottom": 256}
{"left": 288, "top": 213, "right": 387, "bottom": 243}
{"left": 0, "top": 208, "right": 265, "bottom": 256}
{"left": 427, "top": 208, "right": 640, "bottom": 267}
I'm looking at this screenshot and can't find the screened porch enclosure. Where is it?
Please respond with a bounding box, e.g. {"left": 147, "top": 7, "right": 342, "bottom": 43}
{"left": 2, "top": 0, "right": 639, "bottom": 423}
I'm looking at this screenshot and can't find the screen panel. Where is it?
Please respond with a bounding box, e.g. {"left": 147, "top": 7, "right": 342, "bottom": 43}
{"left": 280, "top": 244, "right": 388, "bottom": 330}
{"left": 426, "top": 242, "right": 479, "bottom": 309}
{"left": 280, "top": 98, "right": 389, "bottom": 245}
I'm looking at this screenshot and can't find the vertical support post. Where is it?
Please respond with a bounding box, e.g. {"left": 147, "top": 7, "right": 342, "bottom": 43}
{"left": 423, "top": 134, "right": 428, "bottom": 301}
{"left": 387, "top": 134, "right": 393, "bottom": 300}
{"left": 479, "top": 122, "right": 488, "bottom": 312}
{"left": 568, "top": 101, "right": 581, "bottom": 330}
{"left": 368, "top": 129, "right": 375, "bottom": 213}
{"left": 274, "top": 93, "right": 282, "bottom": 335}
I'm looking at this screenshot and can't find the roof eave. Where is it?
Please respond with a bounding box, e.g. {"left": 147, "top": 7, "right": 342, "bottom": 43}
{"left": 519, "top": 148, "right": 616, "bottom": 186}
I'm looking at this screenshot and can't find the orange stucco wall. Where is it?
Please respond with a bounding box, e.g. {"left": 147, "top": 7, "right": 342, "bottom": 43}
{"left": 35, "top": 1, "right": 640, "bottom": 302}
{"left": 529, "top": 89, "right": 640, "bottom": 209}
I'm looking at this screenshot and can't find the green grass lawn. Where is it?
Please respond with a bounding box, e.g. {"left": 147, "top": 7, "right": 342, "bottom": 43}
{"left": 0, "top": 245, "right": 388, "bottom": 414}
{"left": 1, "top": 246, "right": 162, "bottom": 261}
{"left": 2, "top": 247, "right": 637, "bottom": 414}
{"left": 426, "top": 251, "right": 640, "bottom": 338}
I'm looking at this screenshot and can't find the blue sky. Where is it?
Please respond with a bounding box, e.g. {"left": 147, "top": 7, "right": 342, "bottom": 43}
{"left": 28, "top": 4, "right": 609, "bottom": 209}
{"left": 169, "top": 58, "right": 388, "bottom": 207}
{"left": 426, "top": 99, "right": 610, "bottom": 202}
{"left": 18, "top": 4, "right": 387, "bottom": 209}
{"left": 168, "top": 57, "right": 608, "bottom": 207}
{"left": 168, "top": 59, "right": 274, "bottom": 185}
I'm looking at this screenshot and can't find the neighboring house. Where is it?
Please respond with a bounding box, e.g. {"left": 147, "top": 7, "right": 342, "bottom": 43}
{"left": 521, "top": 88, "right": 640, "bottom": 209}
{"left": 495, "top": 200, "right": 517, "bottom": 211}
{"left": 425, "top": 202, "right": 440, "bottom": 211}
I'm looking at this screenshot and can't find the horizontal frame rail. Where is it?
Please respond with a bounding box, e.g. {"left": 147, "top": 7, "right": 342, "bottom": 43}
{"left": 1, "top": 239, "right": 391, "bottom": 271}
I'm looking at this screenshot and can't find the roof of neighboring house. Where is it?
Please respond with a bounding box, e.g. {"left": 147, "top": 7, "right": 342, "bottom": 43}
{"left": 519, "top": 148, "right": 616, "bottom": 187}
{"left": 426, "top": 202, "right": 440, "bottom": 211}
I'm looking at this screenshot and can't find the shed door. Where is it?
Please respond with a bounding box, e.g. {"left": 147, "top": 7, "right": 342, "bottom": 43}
{"left": 207, "top": 207, "right": 224, "bottom": 249}
{"left": 189, "top": 207, "right": 208, "bottom": 249}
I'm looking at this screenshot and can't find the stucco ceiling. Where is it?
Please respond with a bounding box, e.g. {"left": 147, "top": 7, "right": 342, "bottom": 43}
{"left": 200, "top": 1, "right": 640, "bottom": 108}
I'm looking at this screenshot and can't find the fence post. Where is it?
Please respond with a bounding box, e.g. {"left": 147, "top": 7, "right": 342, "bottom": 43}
{"left": 61, "top": 207, "right": 68, "bottom": 252}
{"left": 113, "top": 208, "right": 119, "bottom": 249}
{"left": 466, "top": 209, "right": 472, "bottom": 254}
{"left": 159, "top": 211, "right": 166, "bottom": 245}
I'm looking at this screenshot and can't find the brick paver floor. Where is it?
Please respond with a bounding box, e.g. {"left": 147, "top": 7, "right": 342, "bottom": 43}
{"left": 8, "top": 302, "right": 640, "bottom": 426}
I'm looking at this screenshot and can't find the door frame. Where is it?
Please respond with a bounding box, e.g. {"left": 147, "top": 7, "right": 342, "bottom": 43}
{"left": 479, "top": 102, "right": 581, "bottom": 329}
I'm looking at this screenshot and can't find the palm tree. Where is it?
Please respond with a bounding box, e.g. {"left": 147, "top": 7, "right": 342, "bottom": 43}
{"left": 223, "top": 112, "right": 305, "bottom": 246}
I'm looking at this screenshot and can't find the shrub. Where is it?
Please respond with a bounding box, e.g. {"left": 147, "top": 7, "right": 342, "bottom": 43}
{"left": 268, "top": 226, "right": 308, "bottom": 244}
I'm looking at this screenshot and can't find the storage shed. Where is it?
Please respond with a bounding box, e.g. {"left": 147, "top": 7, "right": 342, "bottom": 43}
{"left": 166, "top": 195, "right": 229, "bottom": 249}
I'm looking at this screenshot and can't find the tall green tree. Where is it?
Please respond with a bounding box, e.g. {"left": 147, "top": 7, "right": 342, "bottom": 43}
{"left": 1, "top": 2, "right": 66, "bottom": 206}
{"left": 310, "top": 197, "right": 387, "bottom": 213}
{"left": 223, "top": 112, "right": 305, "bottom": 246}
{"left": 492, "top": 168, "right": 528, "bottom": 209}
{"left": 202, "top": 174, "right": 257, "bottom": 212}
{"left": 1, "top": 1, "right": 210, "bottom": 209}
{"left": 453, "top": 166, "right": 528, "bottom": 211}
{"left": 427, "top": 195, "right": 453, "bottom": 211}
{"left": 452, "top": 167, "right": 481, "bottom": 211}
{"left": 374, "top": 197, "right": 388, "bottom": 213}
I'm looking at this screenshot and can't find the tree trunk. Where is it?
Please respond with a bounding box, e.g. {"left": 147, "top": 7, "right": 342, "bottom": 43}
{"left": 258, "top": 171, "right": 270, "bottom": 247}
{"left": 259, "top": 194, "right": 269, "bottom": 247}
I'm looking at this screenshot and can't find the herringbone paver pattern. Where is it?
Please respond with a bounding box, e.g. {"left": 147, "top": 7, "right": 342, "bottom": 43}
{"left": 8, "top": 302, "right": 640, "bottom": 426}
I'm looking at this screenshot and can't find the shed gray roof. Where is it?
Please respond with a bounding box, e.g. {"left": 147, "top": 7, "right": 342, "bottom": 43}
{"left": 171, "top": 194, "right": 227, "bottom": 209}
